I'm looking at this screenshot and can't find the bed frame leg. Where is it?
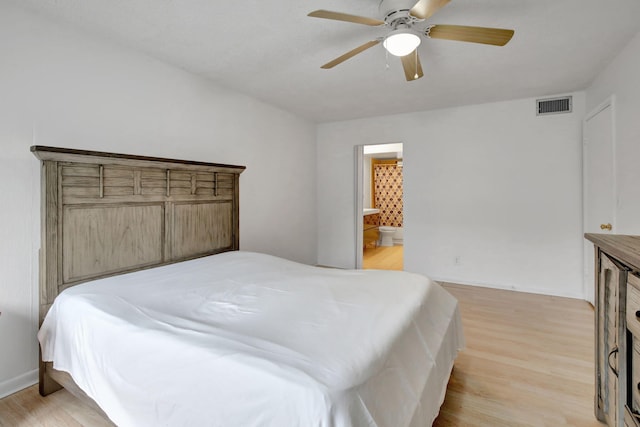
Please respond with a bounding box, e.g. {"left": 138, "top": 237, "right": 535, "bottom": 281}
{"left": 39, "top": 357, "right": 62, "bottom": 396}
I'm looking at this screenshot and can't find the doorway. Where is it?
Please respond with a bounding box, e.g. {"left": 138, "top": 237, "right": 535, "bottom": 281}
{"left": 355, "top": 143, "right": 404, "bottom": 270}
{"left": 583, "top": 96, "right": 616, "bottom": 304}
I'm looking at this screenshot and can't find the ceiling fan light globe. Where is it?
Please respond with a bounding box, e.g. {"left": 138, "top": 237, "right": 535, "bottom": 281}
{"left": 383, "top": 32, "right": 421, "bottom": 57}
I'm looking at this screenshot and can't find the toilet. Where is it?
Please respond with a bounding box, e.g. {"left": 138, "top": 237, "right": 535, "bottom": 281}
{"left": 378, "top": 226, "right": 395, "bottom": 247}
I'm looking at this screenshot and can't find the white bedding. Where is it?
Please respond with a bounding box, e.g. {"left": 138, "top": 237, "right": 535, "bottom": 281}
{"left": 38, "top": 251, "right": 464, "bottom": 427}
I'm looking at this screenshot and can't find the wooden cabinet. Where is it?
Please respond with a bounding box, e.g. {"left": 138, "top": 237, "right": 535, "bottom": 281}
{"left": 587, "top": 234, "right": 640, "bottom": 427}
{"left": 596, "top": 253, "right": 625, "bottom": 426}
{"left": 363, "top": 225, "right": 379, "bottom": 248}
{"left": 626, "top": 274, "right": 640, "bottom": 427}
{"left": 363, "top": 213, "right": 379, "bottom": 248}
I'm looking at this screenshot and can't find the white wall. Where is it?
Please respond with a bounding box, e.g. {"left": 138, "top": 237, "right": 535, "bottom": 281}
{"left": 587, "top": 31, "right": 640, "bottom": 234}
{"left": 318, "top": 94, "right": 585, "bottom": 298}
{"left": 0, "top": 3, "right": 317, "bottom": 397}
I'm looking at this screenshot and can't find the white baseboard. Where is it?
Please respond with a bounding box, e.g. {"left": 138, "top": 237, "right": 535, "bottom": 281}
{"left": 0, "top": 369, "right": 38, "bottom": 399}
{"left": 430, "top": 276, "right": 585, "bottom": 300}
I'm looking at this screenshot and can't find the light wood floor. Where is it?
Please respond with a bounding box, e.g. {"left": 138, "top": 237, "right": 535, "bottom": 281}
{"left": 434, "top": 283, "right": 604, "bottom": 427}
{"left": 0, "top": 384, "right": 113, "bottom": 427}
{"left": 0, "top": 283, "right": 603, "bottom": 427}
{"left": 363, "top": 244, "right": 403, "bottom": 270}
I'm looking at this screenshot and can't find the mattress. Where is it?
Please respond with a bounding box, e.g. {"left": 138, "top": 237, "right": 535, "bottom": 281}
{"left": 38, "top": 251, "right": 464, "bottom": 427}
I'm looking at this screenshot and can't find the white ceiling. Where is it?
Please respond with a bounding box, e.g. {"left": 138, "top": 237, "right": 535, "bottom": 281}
{"left": 11, "top": 0, "right": 640, "bottom": 123}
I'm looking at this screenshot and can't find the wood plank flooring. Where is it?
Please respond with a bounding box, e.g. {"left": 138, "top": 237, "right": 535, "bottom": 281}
{"left": 363, "top": 245, "right": 403, "bottom": 270}
{"left": 0, "top": 385, "right": 113, "bottom": 427}
{"left": 434, "top": 283, "right": 604, "bottom": 427}
{"left": 0, "top": 283, "right": 603, "bottom": 426}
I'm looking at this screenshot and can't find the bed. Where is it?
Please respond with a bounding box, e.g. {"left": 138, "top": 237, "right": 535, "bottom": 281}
{"left": 32, "top": 146, "right": 464, "bottom": 427}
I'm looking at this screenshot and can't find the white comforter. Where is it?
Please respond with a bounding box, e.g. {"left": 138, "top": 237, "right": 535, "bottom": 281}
{"left": 38, "top": 251, "right": 464, "bottom": 427}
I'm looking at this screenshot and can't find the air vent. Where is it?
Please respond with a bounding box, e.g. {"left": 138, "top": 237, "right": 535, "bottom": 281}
{"left": 537, "top": 96, "right": 572, "bottom": 116}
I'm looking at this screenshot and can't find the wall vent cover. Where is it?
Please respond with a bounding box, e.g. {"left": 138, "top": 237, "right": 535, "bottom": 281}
{"left": 537, "top": 96, "right": 572, "bottom": 116}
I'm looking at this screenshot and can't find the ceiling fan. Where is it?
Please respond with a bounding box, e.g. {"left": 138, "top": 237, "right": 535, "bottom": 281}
{"left": 308, "top": 0, "right": 514, "bottom": 81}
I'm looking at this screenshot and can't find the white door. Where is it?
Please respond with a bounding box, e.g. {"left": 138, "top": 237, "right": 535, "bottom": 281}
{"left": 583, "top": 98, "right": 616, "bottom": 304}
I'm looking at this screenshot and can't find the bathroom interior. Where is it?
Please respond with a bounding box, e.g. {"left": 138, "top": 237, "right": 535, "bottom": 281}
{"left": 362, "top": 143, "right": 403, "bottom": 271}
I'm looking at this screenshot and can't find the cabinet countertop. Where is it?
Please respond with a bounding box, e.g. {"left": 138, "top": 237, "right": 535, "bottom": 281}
{"left": 585, "top": 233, "right": 640, "bottom": 270}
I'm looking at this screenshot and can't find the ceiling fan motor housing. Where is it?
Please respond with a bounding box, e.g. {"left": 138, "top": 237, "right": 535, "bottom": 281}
{"left": 379, "top": 0, "right": 422, "bottom": 26}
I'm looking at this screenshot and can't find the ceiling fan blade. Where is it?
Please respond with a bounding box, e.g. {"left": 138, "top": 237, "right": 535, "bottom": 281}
{"left": 409, "top": 0, "right": 451, "bottom": 20}
{"left": 321, "top": 40, "right": 381, "bottom": 69}
{"left": 400, "top": 50, "right": 424, "bottom": 81}
{"left": 428, "top": 25, "right": 514, "bottom": 46}
{"left": 308, "top": 10, "right": 385, "bottom": 26}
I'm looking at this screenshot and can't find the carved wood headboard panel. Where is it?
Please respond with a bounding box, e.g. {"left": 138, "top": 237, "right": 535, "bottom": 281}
{"left": 31, "top": 146, "right": 245, "bottom": 323}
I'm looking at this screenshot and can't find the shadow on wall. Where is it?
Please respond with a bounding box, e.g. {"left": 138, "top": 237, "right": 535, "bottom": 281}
{"left": 0, "top": 309, "right": 38, "bottom": 398}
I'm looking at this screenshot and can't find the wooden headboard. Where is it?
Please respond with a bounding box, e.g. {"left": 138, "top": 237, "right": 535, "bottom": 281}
{"left": 31, "top": 146, "right": 246, "bottom": 324}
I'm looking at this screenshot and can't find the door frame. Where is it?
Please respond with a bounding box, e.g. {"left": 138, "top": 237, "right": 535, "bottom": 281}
{"left": 583, "top": 95, "right": 616, "bottom": 302}
{"left": 355, "top": 142, "right": 404, "bottom": 269}
{"left": 355, "top": 145, "right": 364, "bottom": 269}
